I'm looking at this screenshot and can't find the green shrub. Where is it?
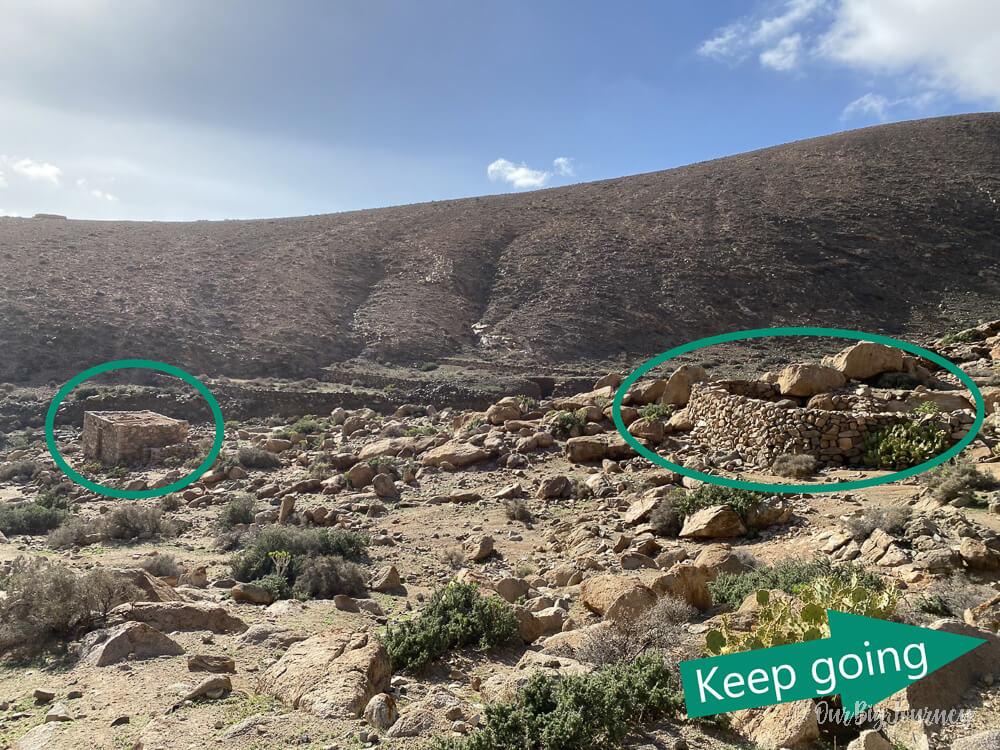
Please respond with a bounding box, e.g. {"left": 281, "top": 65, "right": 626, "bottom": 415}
{"left": 842, "top": 505, "right": 912, "bottom": 541}
{"left": 429, "top": 651, "right": 683, "bottom": 750}
{"left": 229, "top": 526, "right": 368, "bottom": 584}
{"left": 671, "top": 485, "right": 768, "bottom": 524}
{"left": 0, "top": 502, "right": 67, "bottom": 536}
{"left": 863, "top": 421, "right": 950, "bottom": 470}
{"left": 912, "top": 400, "right": 941, "bottom": 415}
{"left": 238, "top": 445, "right": 282, "bottom": 469}
{"left": 771, "top": 453, "right": 817, "bottom": 478}
{"left": 292, "top": 555, "right": 366, "bottom": 598}
{"left": 708, "top": 557, "right": 885, "bottom": 610}
{"left": 105, "top": 465, "right": 130, "bottom": 479}
{"left": 421, "top": 362, "right": 439, "bottom": 371}
{"left": 940, "top": 328, "right": 987, "bottom": 346}
{"left": 705, "top": 576, "right": 900, "bottom": 656}
{"left": 515, "top": 395, "right": 538, "bottom": 411}
{"left": 73, "top": 384, "right": 101, "bottom": 400}
{"left": 380, "top": 582, "right": 519, "bottom": 673}
{"left": 218, "top": 494, "right": 257, "bottom": 531}
{"left": 638, "top": 403, "right": 674, "bottom": 421}
{"left": 101, "top": 505, "right": 178, "bottom": 542}
{"left": 550, "top": 410, "right": 587, "bottom": 438}
{"left": 0, "top": 460, "right": 38, "bottom": 482}
{"left": 287, "top": 415, "right": 322, "bottom": 435}
{"left": 576, "top": 596, "right": 695, "bottom": 666}
{"left": 919, "top": 460, "right": 999, "bottom": 505}
{"left": 405, "top": 425, "right": 438, "bottom": 437}
{"left": 0, "top": 557, "right": 139, "bottom": 659}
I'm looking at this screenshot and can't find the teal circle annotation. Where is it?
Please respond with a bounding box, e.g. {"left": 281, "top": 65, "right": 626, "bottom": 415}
{"left": 44, "top": 359, "right": 224, "bottom": 500}
{"left": 612, "top": 327, "right": 986, "bottom": 494}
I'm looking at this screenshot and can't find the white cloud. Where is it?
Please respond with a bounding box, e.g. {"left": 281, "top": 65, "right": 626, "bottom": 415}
{"left": 89, "top": 188, "right": 117, "bottom": 201}
{"left": 487, "top": 158, "right": 551, "bottom": 189}
{"left": 841, "top": 90, "right": 937, "bottom": 121}
{"left": 553, "top": 157, "right": 575, "bottom": 177}
{"left": 819, "top": 0, "right": 1000, "bottom": 105}
{"left": 760, "top": 34, "right": 802, "bottom": 71}
{"left": 0, "top": 171, "right": 6, "bottom": 189}
{"left": 11, "top": 156, "right": 62, "bottom": 184}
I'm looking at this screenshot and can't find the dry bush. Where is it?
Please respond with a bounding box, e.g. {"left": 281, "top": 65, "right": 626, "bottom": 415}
{"left": 576, "top": 596, "right": 696, "bottom": 666}
{"left": 649, "top": 499, "right": 681, "bottom": 537}
{"left": 140, "top": 553, "right": 182, "bottom": 579}
{"left": 0, "top": 460, "right": 38, "bottom": 482}
{"left": 771, "top": 453, "right": 817, "bottom": 478}
{"left": 292, "top": 555, "right": 366, "bottom": 599}
{"left": 842, "top": 505, "right": 912, "bottom": 541}
{"left": 504, "top": 498, "right": 531, "bottom": 522}
{"left": 920, "top": 460, "right": 999, "bottom": 505}
{"left": 0, "top": 557, "right": 139, "bottom": 659}
{"left": 238, "top": 445, "right": 282, "bottom": 469}
{"left": 441, "top": 547, "right": 465, "bottom": 569}
{"left": 898, "top": 574, "right": 998, "bottom": 625}
{"left": 101, "top": 505, "right": 178, "bottom": 541}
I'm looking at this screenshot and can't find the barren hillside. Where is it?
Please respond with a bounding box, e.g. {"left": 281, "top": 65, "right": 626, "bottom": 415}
{"left": 1, "top": 113, "right": 998, "bottom": 383}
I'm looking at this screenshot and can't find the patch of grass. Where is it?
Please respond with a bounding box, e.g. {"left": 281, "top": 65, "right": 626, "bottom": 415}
{"left": 708, "top": 557, "right": 886, "bottom": 610}
{"left": 420, "top": 362, "right": 439, "bottom": 372}
{"left": 379, "top": 582, "right": 519, "bottom": 673}
{"left": 550, "top": 409, "right": 587, "bottom": 438}
{"left": 912, "top": 400, "right": 942, "bottom": 415}
{"left": 429, "top": 650, "right": 683, "bottom": 750}
{"left": 72, "top": 384, "right": 101, "bottom": 400}
{"left": 405, "top": 425, "right": 438, "bottom": 437}
{"left": 842, "top": 505, "right": 911, "bottom": 541}
{"left": 940, "top": 328, "right": 987, "bottom": 346}
{"left": 140, "top": 553, "right": 182, "bottom": 578}
{"left": 771, "top": 453, "right": 817, "bottom": 478}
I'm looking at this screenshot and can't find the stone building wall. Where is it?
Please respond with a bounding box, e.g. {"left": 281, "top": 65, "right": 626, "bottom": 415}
{"left": 82, "top": 411, "right": 189, "bottom": 464}
{"left": 684, "top": 382, "right": 965, "bottom": 468}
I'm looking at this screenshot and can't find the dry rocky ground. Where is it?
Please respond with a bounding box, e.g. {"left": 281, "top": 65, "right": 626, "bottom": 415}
{"left": 2, "top": 326, "right": 1000, "bottom": 750}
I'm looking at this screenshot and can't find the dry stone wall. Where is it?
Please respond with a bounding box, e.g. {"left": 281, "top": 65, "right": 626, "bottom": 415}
{"left": 685, "top": 382, "right": 966, "bottom": 468}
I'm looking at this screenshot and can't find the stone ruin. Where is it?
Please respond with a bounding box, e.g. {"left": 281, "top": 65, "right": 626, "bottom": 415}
{"left": 82, "top": 410, "right": 191, "bottom": 465}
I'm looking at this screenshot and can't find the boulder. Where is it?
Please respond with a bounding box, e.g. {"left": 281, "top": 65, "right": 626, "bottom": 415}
{"left": 363, "top": 693, "right": 399, "bottom": 730}
{"left": 623, "top": 496, "right": 660, "bottom": 526}
{"left": 187, "top": 654, "right": 236, "bottom": 673}
{"left": 565, "top": 436, "right": 607, "bottom": 463}
{"left": 346, "top": 462, "right": 375, "bottom": 488}
{"left": 649, "top": 564, "right": 712, "bottom": 610}
{"left": 537, "top": 475, "right": 570, "bottom": 499}
{"left": 627, "top": 418, "right": 664, "bottom": 443}
{"left": 384, "top": 707, "right": 438, "bottom": 738}
{"left": 693, "top": 543, "right": 752, "bottom": 581}
{"left": 777, "top": 364, "right": 847, "bottom": 397}
{"left": 679, "top": 505, "right": 747, "bottom": 538}
{"left": 579, "top": 575, "right": 656, "bottom": 623}
{"left": 624, "top": 379, "right": 666, "bottom": 405}
{"left": 422, "top": 440, "right": 490, "bottom": 468}
{"left": 746, "top": 496, "right": 792, "bottom": 528}
{"left": 846, "top": 729, "right": 893, "bottom": 750}
{"left": 259, "top": 630, "right": 391, "bottom": 719}
{"left": 371, "top": 473, "right": 397, "bottom": 498}
{"left": 824, "top": 342, "right": 905, "bottom": 381}
{"left": 231, "top": 583, "right": 277, "bottom": 605}
{"left": 370, "top": 565, "right": 402, "bottom": 593}
{"left": 964, "top": 593, "right": 1000, "bottom": 632}
{"left": 954, "top": 730, "right": 1000, "bottom": 750}
{"left": 662, "top": 364, "right": 707, "bottom": 406}
{"left": 730, "top": 699, "right": 820, "bottom": 749}
{"left": 79, "top": 622, "right": 184, "bottom": 666}
{"left": 960, "top": 538, "right": 1000, "bottom": 570}
{"left": 109, "top": 568, "right": 182, "bottom": 603}
{"left": 486, "top": 401, "right": 521, "bottom": 425}
{"left": 111, "top": 602, "right": 248, "bottom": 633}
{"left": 494, "top": 577, "right": 529, "bottom": 603}
{"left": 464, "top": 534, "right": 494, "bottom": 562}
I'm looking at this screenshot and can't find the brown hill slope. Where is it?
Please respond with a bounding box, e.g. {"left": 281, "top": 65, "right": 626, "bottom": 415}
{"left": 1, "top": 113, "right": 999, "bottom": 383}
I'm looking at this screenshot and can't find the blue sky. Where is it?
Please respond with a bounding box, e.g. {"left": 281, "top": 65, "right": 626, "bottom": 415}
{"left": 1, "top": 0, "right": 997, "bottom": 221}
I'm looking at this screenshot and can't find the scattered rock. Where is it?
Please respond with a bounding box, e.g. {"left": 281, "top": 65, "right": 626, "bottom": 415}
{"left": 80, "top": 622, "right": 185, "bottom": 666}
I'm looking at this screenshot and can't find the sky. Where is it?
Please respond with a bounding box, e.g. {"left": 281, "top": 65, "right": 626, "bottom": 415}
{"left": 1, "top": 0, "right": 998, "bottom": 221}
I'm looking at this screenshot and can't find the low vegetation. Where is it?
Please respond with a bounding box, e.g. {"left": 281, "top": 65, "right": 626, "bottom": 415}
{"left": 380, "top": 582, "right": 519, "bottom": 673}
{"left": 670, "top": 485, "right": 768, "bottom": 525}
{"left": 238, "top": 445, "right": 282, "bottom": 469}
{"left": 0, "top": 557, "right": 139, "bottom": 659}
{"left": 576, "top": 596, "right": 696, "bottom": 666}
{"left": 862, "top": 421, "right": 950, "bottom": 470}
{"left": 919, "top": 460, "right": 999, "bottom": 505}
{"left": 708, "top": 557, "right": 885, "bottom": 610}
{"left": 770, "top": 453, "right": 817, "bottom": 478}
{"left": 430, "top": 651, "right": 683, "bottom": 750}
{"left": 842, "top": 505, "right": 912, "bottom": 541}
{"left": 47, "top": 505, "right": 180, "bottom": 548}
{"left": 637, "top": 403, "right": 674, "bottom": 421}
{"left": 140, "top": 552, "right": 182, "bottom": 579}
{"left": 217, "top": 494, "right": 258, "bottom": 530}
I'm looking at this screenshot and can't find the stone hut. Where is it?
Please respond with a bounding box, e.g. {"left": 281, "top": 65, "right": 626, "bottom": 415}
{"left": 82, "top": 411, "right": 189, "bottom": 465}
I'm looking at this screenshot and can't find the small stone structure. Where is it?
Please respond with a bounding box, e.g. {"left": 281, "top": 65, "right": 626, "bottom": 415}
{"left": 684, "top": 381, "right": 968, "bottom": 468}
{"left": 82, "top": 411, "right": 189, "bottom": 465}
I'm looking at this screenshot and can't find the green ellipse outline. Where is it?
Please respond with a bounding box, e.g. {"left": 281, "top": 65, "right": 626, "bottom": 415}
{"left": 612, "top": 327, "right": 986, "bottom": 494}
{"left": 44, "top": 359, "right": 224, "bottom": 499}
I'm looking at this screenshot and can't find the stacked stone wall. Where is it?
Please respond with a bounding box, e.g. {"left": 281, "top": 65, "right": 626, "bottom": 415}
{"left": 685, "top": 382, "right": 965, "bottom": 468}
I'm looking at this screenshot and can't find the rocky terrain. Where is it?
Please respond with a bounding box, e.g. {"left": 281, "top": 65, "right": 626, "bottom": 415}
{"left": 0, "top": 326, "right": 1000, "bottom": 749}
{"left": 1, "top": 113, "right": 999, "bottom": 385}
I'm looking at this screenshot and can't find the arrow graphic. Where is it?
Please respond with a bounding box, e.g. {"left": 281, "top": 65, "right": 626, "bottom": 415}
{"left": 680, "top": 610, "right": 986, "bottom": 719}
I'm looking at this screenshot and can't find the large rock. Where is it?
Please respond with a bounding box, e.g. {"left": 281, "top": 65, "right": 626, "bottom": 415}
{"left": 730, "top": 699, "right": 820, "bottom": 748}
{"left": 111, "top": 602, "right": 248, "bottom": 633}
{"left": 693, "top": 543, "right": 753, "bottom": 581}
{"left": 231, "top": 582, "right": 276, "bottom": 605}
{"left": 846, "top": 729, "right": 893, "bottom": 750}
{"left": 954, "top": 730, "right": 1000, "bottom": 750}
{"left": 623, "top": 496, "right": 660, "bottom": 526}
{"left": 878, "top": 619, "right": 1000, "bottom": 714}
{"left": 565, "top": 436, "right": 607, "bottom": 463}
{"left": 370, "top": 565, "right": 402, "bottom": 592}
{"left": 650, "top": 563, "right": 712, "bottom": 610}
{"left": 824, "top": 342, "right": 905, "bottom": 380}
{"left": 464, "top": 534, "right": 494, "bottom": 562}
{"left": 363, "top": 693, "right": 399, "bottom": 730}
{"left": 486, "top": 400, "right": 522, "bottom": 425}
{"left": 110, "top": 568, "right": 182, "bottom": 603}
{"left": 259, "top": 630, "right": 391, "bottom": 719}
{"left": 421, "top": 440, "right": 490, "bottom": 468}
{"left": 624, "top": 379, "right": 666, "bottom": 405}
{"left": 662, "top": 364, "right": 707, "bottom": 406}
{"left": 79, "top": 622, "right": 184, "bottom": 666}
{"left": 579, "top": 575, "right": 656, "bottom": 623}
{"left": 960, "top": 538, "right": 1000, "bottom": 570}
{"left": 679, "top": 505, "right": 747, "bottom": 538}
{"left": 777, "top": 364, "right": 846, "bottom": 397}
{"left": 965, "top": 593, "right": 1000, "bottom": 632}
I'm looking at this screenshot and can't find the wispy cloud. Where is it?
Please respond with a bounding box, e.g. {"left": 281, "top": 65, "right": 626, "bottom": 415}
{"left": 699, "top": 0, "right": 826, "bottom": 65}
{"left": 760, "top": 34, "right": 802, "bottom": 71}
{"left": 487, "top": 156, "right": 576, "bottom": 190}
{"left": 841, "top": 91, "right": 937, "bottom": 122}
{"left": 10, "top": 156, "right": 62, "bottom": 184}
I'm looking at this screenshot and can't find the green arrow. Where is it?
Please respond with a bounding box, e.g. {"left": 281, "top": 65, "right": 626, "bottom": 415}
{"left": 680, "top": 610, "right": 986, "bottom": 719}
